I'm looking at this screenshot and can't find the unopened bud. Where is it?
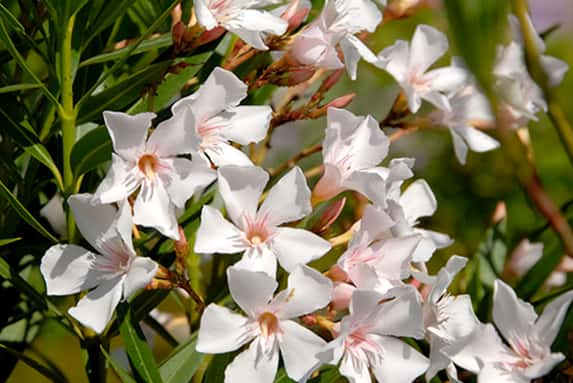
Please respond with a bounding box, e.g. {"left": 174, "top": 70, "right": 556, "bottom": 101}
{"left": 311, "top": 197, "right": 346, "bottom": 234}
{"left": 313, "top": 69, "right": 345, "bottom": 101}
{"left": 325, "top": 93, "right": 355, "bottom": 109}
{"left": 285, "top": 8, "right": 310, "bottom": 33}
{"left": 330, "top": 282, "right": 355, "bottom": 311}
{"left": 174, "top": 226, "right": 188, "bottom": 276}
{"left": 172, "top": 22, "right": 185, "bottom": 46}
{"left": 197, "top": 26, "right": 226, "bottom": 45}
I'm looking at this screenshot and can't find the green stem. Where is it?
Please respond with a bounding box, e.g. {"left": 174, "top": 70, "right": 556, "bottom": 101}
{"left": 512, "top": 0, "right": 573, "bottom": 165}
{"left": 59, "top": 15, "right": 78, "bottom": 242}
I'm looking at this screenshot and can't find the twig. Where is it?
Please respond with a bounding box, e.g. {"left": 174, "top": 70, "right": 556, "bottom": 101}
{"left": 268, "top": 144, "right": 322, "bottom": 177}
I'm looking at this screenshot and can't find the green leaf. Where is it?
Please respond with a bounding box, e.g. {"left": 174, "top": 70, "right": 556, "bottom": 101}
{"left": 517, "top": 238, "right": 563, "bottom": 300}
{"left": 118, "top": 303, "right": 163, "bottom": 383}
{"left": 77, "top": 61, "right": 171, "bottom": 124}
{"left": 0, "top": 107, "right": 64, "bottom": 191}
{"left": 0, "top": 237, "right": 21, "bottom": 246}
{"left": 71, "top": 127, "right": 112, "bottom": 177}
{"left": 202, "top": 353, "right": 234, "bottom": 383}
{"left": 0, "top": 83, "right": 43, "bottom": 94}
{"left": 100, "top": 345, "right": 137, "bottom": 383}
{"left": 0, "top": 343, "right": 68, "bottom": 383}
{"left": 0, "top": 180, "right": 58, "bottom": 243}
{"left": 130, "top": 52, "right": 212, "bottom": 114}
{"left": 159, "top": 333, "right": 205, "bottom": 383}
{"left": 80, "top": 34, "right": 173, "bottom": 67}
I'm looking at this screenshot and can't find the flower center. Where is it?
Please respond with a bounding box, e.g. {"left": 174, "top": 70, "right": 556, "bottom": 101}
{"left": 258, "top": 312, "right": 280, "bottom": 338}
{"left": 138, "top": 154, "right": 159, "bottom": 180}
{"left": 243, "top": 213, "right": 274, "bottom": 247}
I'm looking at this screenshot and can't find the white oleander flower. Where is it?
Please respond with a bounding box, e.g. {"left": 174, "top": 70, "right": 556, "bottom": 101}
{"left": 92, "top": 111, "right": 216, "bottom": 239}
{"left": 195, "top": 165, "right": 331, "bottom": 277}
{"left": 40, "top": 194, "right": 158, "bottom": 334}
{"left": 197, "top": 265, "right": 332, "bottom": 383}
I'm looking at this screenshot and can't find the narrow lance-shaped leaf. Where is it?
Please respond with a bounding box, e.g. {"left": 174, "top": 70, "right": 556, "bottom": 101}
{"left": 118, "top": 303, "right": 163, "bottom": 383}
{"left": 159, "top": 333, "right": 205, "bottom": 383}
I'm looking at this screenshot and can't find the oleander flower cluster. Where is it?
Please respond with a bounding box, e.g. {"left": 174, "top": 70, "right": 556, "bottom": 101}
{"left": 36, "top": 1, "right": 573, "bottom": 382}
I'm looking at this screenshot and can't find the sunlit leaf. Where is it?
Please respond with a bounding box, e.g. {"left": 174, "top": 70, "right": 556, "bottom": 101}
{"left": 71, "top": 127, "right": 112, "bottom": 177}
{"left": 159, "top": 333, "right": 205, "bottom": 383}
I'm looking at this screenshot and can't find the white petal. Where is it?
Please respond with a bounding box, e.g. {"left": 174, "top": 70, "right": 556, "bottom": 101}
{"left": 290, "top": 21, "right": 343, "bottom": 69}
{"left": 103, "top": 111, "right": 155, "bottom": 160}
{"left": 312, "top": 163, "right": 344, "bottom": 202}
{"left": 195, "top": 206, "right": 247, "bottom": 254}
{"left": 195, "top": 0, "right": 219, "bottom": 30}
{"left": 40, "top": 244, "right": 98, "bottom": 295}
{"left": 235, "top": 247, "right": 278, "bottom": 278}
{"left": 456, "top": 125, "right": 500, "bottom": 153}
{"left": 133, "top": 179, "right": 179, "bottom": 240}
{"left": 220, "top": 106, "right": 271, "bottom": 145}
{"left": 344, "top": 170, "right": 388, "bottom": 207}
{"left": 225, "top": 338, "right": 279, "bottom": 383}
{"left": 273, "top": 264, "right": 332, "bottom": 319}
{"left": 227, "top": 266, "right": 277, "bottom": 318}
{"left": 272, "top": 227, "right": 331, "bottom": 272}
{"left": 92, "top": 153, "right": 140, "bottom": 204}
{"left": 69, "top": 193, "right": 120, "bottom": 253}
{"left": 147, "top": 108, "right": 200, "bottom": 156}
{"left": 372, "top": 335, "right": 429, "bottom": 383}
{"left": 493, "top": 279, "right": 538, "bottom": 348}
{"left": 354, "top": 205, "right": 395, "bottom": 244}
{"left": 123, "top": 257, "right": 158, "bottom": 299}
{"left": 279, "top": 320, "right": 326, "bottom": 381}
{"left": 259, "top": 167, "right": 311, "bottom": 226}
{"left": 218, "top": 165, "right": 268, "bottom": 226}
{"left": 372, "top": 236, "right": 421, "bottom": 281}
{"left": 541, "top": 55, "right": 569, "bottom": 87}
{"left": 429, "top": 255, "right": 468, "bottom": 303}
{"left": 206, "top": 143, "right": 254, "bottom": 167}
{"left": 450, "top": 129, "right": 469, "bottom": 164}
{"left": 339, "top": 351, "right": 371, "bottom": 383}
{"left": 399, "top": 179, "right": 437, "bottom": 224}
{"left": 173, "top": 67, "right": 247, "bottom": 119}
{"left": 421, "top": 90, "right": 451, "bottom": 112}
{"left": 533, "top": 289, "right": 573, "bottom": 348}
{"left": 162, "top": 158, "right": 216, "bottom": 209}
{"left": 425, "top": 66, "right": 469, "bottom": 94}
{"left": 339, "top": 34, "right": 377, "bottom": 80}
{"left": 227, "top": 9, "right": 288, "bottom": 49}
{"left": 478, "top": 363, "right": 527, "bottom": 383}
{"left": 68, "top": 277, "right": 124, "bottom": 334}
{"left": 523, "top": 352, "right": 565, "bottom": 380}
{"left": 443, "top": 323, "right": 513, "bottom": 374}
{"left": 373, "top": 286, "right": 425, "bottom": 338}
{"left": 376, "top": 39, "right": 409, "bottom": 81}
{"left": 408, "top": 25, "right": 448, "bottom": 74}
{"left": 196, "top": 304, "right": 254, "bottom": 353}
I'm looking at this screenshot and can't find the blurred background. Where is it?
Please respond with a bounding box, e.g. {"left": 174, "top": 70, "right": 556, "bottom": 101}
{"left": 5, "top": 0, "right": 573, "bottom": 381}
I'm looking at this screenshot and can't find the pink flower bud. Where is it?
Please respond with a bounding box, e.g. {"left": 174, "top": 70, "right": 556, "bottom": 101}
{"left": 325, "top": 93, "right": 355, "bottom": 109}
{"left": 330, "top": 281, "right": 355, "bottom": 311}
{"left": 197, "top": 26, "right": 226, "bottom": 45}
{"left": 311, "top": 197, "right": 346, "bottom": 234}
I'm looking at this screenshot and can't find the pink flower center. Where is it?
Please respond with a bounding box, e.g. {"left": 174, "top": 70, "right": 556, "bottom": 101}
{"left": 197, "top": 117, "right": 227, "bottom": 151}
{"left": 258, "top": 312, "right": 280, "bottom": 338}
{"left": 243, "top": 213, "right": 274, "bottom": 247}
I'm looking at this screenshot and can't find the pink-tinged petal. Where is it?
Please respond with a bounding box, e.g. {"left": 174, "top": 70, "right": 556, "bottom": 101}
{"left": 290, "top": 20, "right": 344, "bottom": 69}
{"left": 123, "top": 257, "right": 158, "bottom": 299}
{"left": 195, "top": 206, "right": 247, "bottom": 254}
{"left": 399, "top": 180, "right": 437, "bottom": 224}
{"left": 259, "top": 167, "right": 310, "bottom": 226}
{"left": 68, "top": 277, "right": 124, "bottom": 334}
{"left": 220, "top": 106, "right": 271, "bottom": 145}
{"left": 279, "top": 320, "right": 326, "bottom": 381}
{"left": 217, "top": 165, "right": 268, "bottom": 226}
{"left": 421, "top": 90, "right": 451, "bottom": 112}
{"left": 172, "top": 67, "right": 247, "bottom": 119}
{"left": 272, "top": 227, "right": 331, "bottom": 272}
{"left": 339, "top": 351, "right": 371, "bottom": 383}
{"left": 133, "top": 179, "right": 179, "bottom": 240}
{"left": 493, "top": 280, "right": 538, "bottom": 348}
{"left": 331, "top": 282, "right": 355, "bottom": 311}
{"left": 225, "top": 338, "right": 279, "bottom": 383}
{"left": 92, "top": 153, "right": 140, "bottom": 205}
{"left": 205, "top": 142, "right": 254, "bottom": 167}
{"left": 161, "top": 158, "right": 216, "bottom": 209}
{"left": 408, "top": 25, "right": 448, "bottom": 74}
{"left": 69, "top": 193, "right": 121, "bottom": 253}
{"left": 196, "top": 304, "right": 254, "bottom": 354}
{"left": 227, "top": 9, "right": 288, "bottom": 50}
{"left": 227, "top": 266, "right": 277, "bottom": 318}
{"left": 41, "top": 244, "right": 98, "bottom": 296}
{"left": 194, "top": 0, "right": 218, "bottom": 30}
{"left": 147, "top": 108, "right": 200, "bottom": 156}
{"left": 372, "top": 335, "right": 429, "bottom": 383}
{"left": 103, "top": 111, "right": 155, "bottom": 160}
{"left": 313, "top": 163, "right": 344, "bottom": 202}
{"left": 272, "top": 264, "right": 332, "bottom": 319}
{"left": 369, "top": 286, "right": 424, "bottom": 338}
{"left": 533, "top": 289, "right": 573, "bottom": 348}
{"left": 235, "top": 247, "right": 278, "bottom": 278}
{"left": 443, "top": 323, "right": 513, "bottom": 374}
